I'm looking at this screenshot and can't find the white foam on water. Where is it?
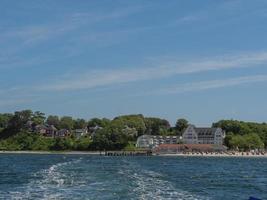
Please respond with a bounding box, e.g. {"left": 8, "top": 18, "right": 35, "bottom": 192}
{"left": 20, "top": 158, "right": 83, "bottom": 200}
{"left": 119, "top": 160, "right": 209, "bottom": 200}
{"left": 133, "top": 170, "right": 206, "bottom": 200}
{"left": 6, "top": 158, "right": 211, "bottom": 200}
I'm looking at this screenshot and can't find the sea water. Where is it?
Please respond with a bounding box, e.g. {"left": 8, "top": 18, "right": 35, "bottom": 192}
{"left": 0, "top": 154, "right": 266, "bottom": 200}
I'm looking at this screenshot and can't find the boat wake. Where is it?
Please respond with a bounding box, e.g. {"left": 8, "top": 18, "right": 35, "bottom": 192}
{"left": 7, "top": 157, "right": 210, "bottom": 200}
{"left": 118, "top": 159, "right": 209, "bottom": 200}
{"left": 17, "top": 158, "right": 83, "bottom": 199}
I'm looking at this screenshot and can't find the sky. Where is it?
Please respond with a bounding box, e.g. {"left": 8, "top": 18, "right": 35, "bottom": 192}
{"left": 0, "top": 0, "right": 267, "bottom": 126}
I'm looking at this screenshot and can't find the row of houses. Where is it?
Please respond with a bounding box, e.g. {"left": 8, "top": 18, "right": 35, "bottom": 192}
{"left": 136, "top": 125, "right": 226, "bottom": 153}
{"left": 31, "top": 123, "right": 136, "bottom": 139}
{"left": 33, "top": 124, "right": 94, "bottom": 138}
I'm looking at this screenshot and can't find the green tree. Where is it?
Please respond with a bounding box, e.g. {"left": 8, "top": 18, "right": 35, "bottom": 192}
{"left": 74, "top": 136, "right": 92, "bottom": 150}
{"left": 224, "top": 132, "right": 234, "bottom": 147}
{"left": 88, "top": 118, "right": 110, "bottom": 128}
{"left": 32, "top": 111, "right": 46, "bottom": 125}
{"left": 213, "top": 119, "right": 267, "bottom": 147}
{"left": 228, "top": 133, "right": 264, "bottom": 151}
{"left": 91, "top": 126, "right": 129, "bottom": 150}
{"left": 175, "top": 118, "right": 188, "bottom": 134}
{"left": 51, "top": 137, "right": 74, "bottom": 150}
{"left": 46, "top": 115, "right": 60, "bottom": 129}
{"left": 31, "top": 137, "right": 54, "bottom": 151}
{"left": 0, "top": 113, "right": 13, "bottom": 129}
{"left": 122, "top": 126, "right": 138, "bottom": 140}
{"left": 212, "top": 120, "right": 251, "bottom": 135}
{"left": 244, "top": 133, "right": 264, "bottom": 150}
{"left": 59, "top": 116, "right": 74, "bottom": 130}
{"left": 74, "top": 118, "right": 87, "bottom": 129}
{"left": 9, "top": 110, "right": 33, "bottom": 130}
{"left": 144, "top": 117, "right": 170, "bottom": 135}
{"left": 113, "top": 115, "right": 146, "bottom": 136}
{"left": 229, "top": 134, "right": 245, "bottom": 150}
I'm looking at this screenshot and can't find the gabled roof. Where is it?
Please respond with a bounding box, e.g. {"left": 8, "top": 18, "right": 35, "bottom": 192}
{"left": 47, "top": 125, "right": 57, "bottom": 131}
{"left": 35, "top": 124, "right": 47, "bottom": 129}
{"left": 185, "top": 125, "right": 222, "bottom": 136}
{"left": 194, "top": 128, "right": 218, "bottom": 136}
{"left": 138, "top": 134, "right": 152, "bottom": 139}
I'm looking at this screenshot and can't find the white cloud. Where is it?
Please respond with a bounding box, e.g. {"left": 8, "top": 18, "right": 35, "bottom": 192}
{"left": 152, "top": 75, "right": 267, "bottom": 95}
{"left": 40, "top": 51, "right": 267, "bottom": 91}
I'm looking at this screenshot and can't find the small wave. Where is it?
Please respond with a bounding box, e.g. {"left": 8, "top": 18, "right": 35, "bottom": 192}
{"left": 132, "top": 170, "right": 205, "bottom": 200}
{"left": 118, "top": 161, "right": 209, "bottom": 200}
{"left": 42, "top": 158, "right": 82, "bottom": 186}
{"left": 21, "top": 158, "right": 83, "bottom": 199}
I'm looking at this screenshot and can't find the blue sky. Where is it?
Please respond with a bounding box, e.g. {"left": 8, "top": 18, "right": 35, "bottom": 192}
{"left": 1, "top": 0, "right": 267, "bottom": 125}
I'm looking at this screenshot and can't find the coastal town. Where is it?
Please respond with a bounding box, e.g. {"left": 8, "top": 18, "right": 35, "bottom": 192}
{"left": 2, "top": 1, "right": 267, "bottom": 199}
{"left": 0, "top": 110, "right": 266, "bottom": 157}
{"left": 136, "top": 124, "right": 228, "bottom": 155}
{"left": 135, "top": 125, "right": 265, "bottom": 156}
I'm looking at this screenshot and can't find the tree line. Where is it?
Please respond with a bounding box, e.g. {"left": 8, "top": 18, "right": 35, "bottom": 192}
{"left": 213, "top": 120, "right": 267, "bottom": 150}
{"left": 0, "top": 110, "right": 188, "bottom": 151}
{"left": 0, "top": 110, "right": 266, "bottom": 151}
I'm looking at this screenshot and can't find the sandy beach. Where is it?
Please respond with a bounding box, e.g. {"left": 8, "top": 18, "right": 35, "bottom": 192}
{"left": 155, "top": 152, "right": 267, "bottom": 157}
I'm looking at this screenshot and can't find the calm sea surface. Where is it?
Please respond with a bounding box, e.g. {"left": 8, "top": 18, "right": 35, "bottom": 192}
{"left": 0, "top": 154, "right": 266, "bottom": 200}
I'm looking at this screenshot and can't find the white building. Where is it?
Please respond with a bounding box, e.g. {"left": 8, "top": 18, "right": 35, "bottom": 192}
{"left": 74, "top": 128, "right": 88, "bottom": 138}
{"left": 136, "top": 135, "right": 178, "bottom": 148}
{"left": 182, "top": 125, "right": 225, "bottom": 145}
{"left": 136, "top": 135, "right": 154, "bottom": 148}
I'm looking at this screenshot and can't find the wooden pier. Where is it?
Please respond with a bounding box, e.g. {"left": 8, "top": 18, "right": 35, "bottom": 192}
{"left": 103, "top": 150, "right": 152, "bottom": 156}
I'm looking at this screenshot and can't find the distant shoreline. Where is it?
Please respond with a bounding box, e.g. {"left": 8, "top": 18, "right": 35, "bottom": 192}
{"left": 0, "top": 151, "right": 102, "bottom": 155}
{"left": 1, "top": 150, "right": 267, "bottom": 158}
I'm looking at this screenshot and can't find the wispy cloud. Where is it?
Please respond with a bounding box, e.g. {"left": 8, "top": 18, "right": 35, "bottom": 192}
{"left": 0, "top": 5, "right": 148, "bottom": 61}
{"left": 152, "top": 75, "right": 267, "bottom": 95}
{"left": 0, "top": 88, "right": 42, "bottom": 108}
{"left": 173, "top": 15, "right": 200, "bottom": 25}
{"left": 0, "top": 98, "right": 33, "bottom": 107}
{"left": 1, "top": 6, "right": 147, "bottom": 45}
{"left": 39, "top": 51, "right": 267, "bottom": 91}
